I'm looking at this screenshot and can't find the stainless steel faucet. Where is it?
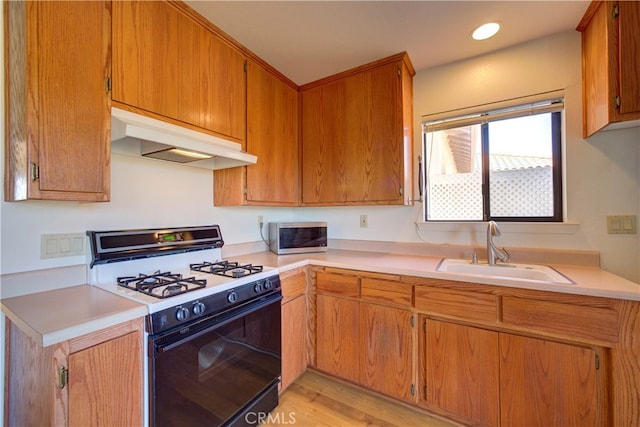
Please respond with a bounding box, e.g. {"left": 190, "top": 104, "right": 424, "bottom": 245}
{"left": 487, "top": 220, "right": 510, "bottom": 265}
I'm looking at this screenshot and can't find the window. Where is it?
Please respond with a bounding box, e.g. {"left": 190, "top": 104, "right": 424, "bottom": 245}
{"left": 422, "top": 98, "right": 563, "bottom": 222}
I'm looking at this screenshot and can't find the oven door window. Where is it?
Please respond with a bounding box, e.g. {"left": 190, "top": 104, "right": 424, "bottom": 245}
{"left": 150, "top": 296, "right": 281, "bottom": 427}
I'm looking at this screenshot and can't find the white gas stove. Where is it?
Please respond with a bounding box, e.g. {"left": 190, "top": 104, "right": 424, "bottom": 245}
{"left": 87, "top": 225, "right": 282, "bottom": 427}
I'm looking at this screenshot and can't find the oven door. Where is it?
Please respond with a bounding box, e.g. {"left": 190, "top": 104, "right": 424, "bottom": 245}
{"left": 149, "top": 293, "right": 282, "bottom": 427}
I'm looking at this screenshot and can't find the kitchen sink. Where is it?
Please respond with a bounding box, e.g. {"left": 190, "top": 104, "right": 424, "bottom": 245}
{"left": 436, "top": 258, "right": 575, "bottom": 285}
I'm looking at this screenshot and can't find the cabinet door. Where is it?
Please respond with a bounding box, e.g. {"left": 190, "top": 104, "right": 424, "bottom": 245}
{"left": 499, "top": 333, "right": 599, "bottom": 426}
{"left": 360, "top": 303, "right": 413, "bottom": 401}
{"left": 246, "top": 62, "right": 299, "bottom": 204}
{"left": 214, "top": 61, "right": 299, "bottom": 206}
{"left": 301, "top": 79, "right": 346, "bottom": 204}
{"left": 301, "top": 60, "right": 408, "bottom": 205}
{"left": 68, "top": 331, "right": 142, "bottom": 426}
{"left": 316, "top": 294, "right": 360, "bottom": 383}
{"left": 5, "top": 1, "right": 110, "bottom": 201}
{"left": 281, "top": 295, "right": 308, "bottom": 390}
{"left": 112, "top": 0, "right": 245, "bottom": 141}
{"left": 424, "top": 319, "right": 500, "bottom": 427}
{"left": 619, "top": 1, "right": 640, "bottom": 116}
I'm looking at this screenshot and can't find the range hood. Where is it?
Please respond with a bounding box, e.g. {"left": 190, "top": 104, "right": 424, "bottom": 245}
{"left": 110, "top": 107, "right": 257, "bottom": 170}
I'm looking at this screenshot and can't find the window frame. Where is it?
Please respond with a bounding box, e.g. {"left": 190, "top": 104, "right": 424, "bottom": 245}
{"left": 422, "top": 98, "right": 564, "bottom": 223}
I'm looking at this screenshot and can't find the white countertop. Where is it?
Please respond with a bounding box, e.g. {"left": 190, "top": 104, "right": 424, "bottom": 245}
{"left": 232, "top": 249, "right": 640, "bottom": 301}
{"left": 2, "top": 248, "right": 638, "bottom": 348}
{"left": 1, "top": 285, "right": 147, "bottom": 347}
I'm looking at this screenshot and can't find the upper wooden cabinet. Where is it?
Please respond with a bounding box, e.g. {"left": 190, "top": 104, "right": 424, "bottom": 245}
{"left": 4, "top": 1, "right": 111, "bottom": 202}
{"left": 300, "top": 53, "right": 415, "bottom": 206}
{"left": 112, "top": 0, "right": 246, "bottom": 142}
{"left": 214, "top": 60, "right": 299, "bottom": 206}
{"left": 578, "top": 1, "right": 640, "bottom": 137}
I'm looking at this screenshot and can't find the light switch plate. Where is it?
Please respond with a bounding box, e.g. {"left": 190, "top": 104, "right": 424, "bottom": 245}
{"left": 41, "top": 233, "right": 86, "bottom": 259}
{"left": 606, "top": 215, "right": 637, "bottom": 234}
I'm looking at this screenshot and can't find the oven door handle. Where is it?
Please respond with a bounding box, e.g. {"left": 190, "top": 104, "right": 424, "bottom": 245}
{"left": 154, "top": 293, "right": 282, "bottom": 354}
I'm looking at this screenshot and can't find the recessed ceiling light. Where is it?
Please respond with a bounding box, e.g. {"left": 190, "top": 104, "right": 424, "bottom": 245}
{"left": 472, "top": 22, "right": 501, "bottom": 40}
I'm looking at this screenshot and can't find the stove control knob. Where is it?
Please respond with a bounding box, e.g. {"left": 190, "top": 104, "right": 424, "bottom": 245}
{"left": 192, "top": 302, "right": 205, "bottom": 316}
{"left": 264, "top": 279, "right": 273, "bottom": 290}
{"left": 227, "top": 291, "right": 238, "bottom": 303}
{"left": 176, "top": 307, "right": 190, "bottom": 321}
{"left": 254, "top": 281, "right": 264, "bottom": 293}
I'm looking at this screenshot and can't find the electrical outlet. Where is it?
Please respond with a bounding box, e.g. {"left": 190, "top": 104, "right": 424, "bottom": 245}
{"left": 258, "top": 215, "right": 263, "bottom": 226}
{"left": 360, "top": 215, "right": 368, "bottom": 228}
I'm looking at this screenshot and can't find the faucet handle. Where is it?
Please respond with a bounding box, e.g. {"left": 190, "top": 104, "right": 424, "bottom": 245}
{"left": 500, "top": 247, "right": 511, "bottom": 263}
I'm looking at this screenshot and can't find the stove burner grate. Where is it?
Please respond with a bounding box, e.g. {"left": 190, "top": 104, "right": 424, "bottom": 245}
{"left": 117, "top": 270, "right": 206, "bottom": 299}
{"left": 190, "top": 261, "right": 264, "bottom": 278}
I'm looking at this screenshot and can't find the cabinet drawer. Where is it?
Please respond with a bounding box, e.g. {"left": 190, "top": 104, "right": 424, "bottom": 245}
{"left": 280, "top": 269, "right": 307, "bottom": 302}
{"left": 415, "top": 286, "right": 497, "bottom": 323}
{"left": 316, "top": 271, "right": 359, "bottom": 297}
{"left": 361, "top": 278, "right": 412, "bottom": 306}
{"left": 501, "top": 296, "right": 619, "bottom": 344}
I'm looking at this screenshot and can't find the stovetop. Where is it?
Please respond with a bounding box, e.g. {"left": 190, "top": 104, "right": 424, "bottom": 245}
{"left": 87, "top": 225, "right": 280, "bottom": 314}
{"left": 89, "top": 250, "right": 277, "bottom": 313}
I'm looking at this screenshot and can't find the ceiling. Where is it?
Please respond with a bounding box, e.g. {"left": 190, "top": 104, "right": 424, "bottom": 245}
{"left": 186, "top": 1, "right": 590, "bottom": 86}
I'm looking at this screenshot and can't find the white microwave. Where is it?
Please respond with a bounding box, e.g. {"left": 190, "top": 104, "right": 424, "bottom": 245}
{"left": 268, "top": 222, "right": 328, "bottom": 255}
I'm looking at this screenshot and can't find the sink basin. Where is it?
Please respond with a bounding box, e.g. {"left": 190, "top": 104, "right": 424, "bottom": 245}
{"left": 436, "top": 258, "right": 575, "bottom": 285}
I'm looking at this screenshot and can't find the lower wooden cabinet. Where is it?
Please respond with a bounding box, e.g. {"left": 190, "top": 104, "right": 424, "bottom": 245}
{"left": 499, "top": 333, "right": 599, "bottom": 426}
{"left": 316, "top": 294, "right": 360, "bottom": 383}
{"left": 67, "top": 332, "right": 142, "bottom": 426}
{"left": 360, "top": 302, "right": 413, "bottom": 401}
{"left": 421, "top": 318, "right": 601, "bottom": 427}
{"left": 315, "top": 269, "right": 414, "bottom": 402}
{"left": 5, "top": 318, "right": 143, "bottom": 426}
{"left": 280, "top": 268, "right": 309, "bottom": 390}
{"left": 281, "top": 295, "right": 308, "bottom": 390}
{"left": 423, "top": 319, "right": 500, "bottom": 427}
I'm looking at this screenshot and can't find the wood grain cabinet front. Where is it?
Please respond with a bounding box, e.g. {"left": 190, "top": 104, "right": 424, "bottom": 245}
{"left": 214, "top": 60, "right": 299, "bottom": 206}
{"left": 5, "top": 319, "right": 143, "bottom": 427}
{"left": 112, "top": 0, "right": 246, "bottom": 142}
{"left": 5, "top": 1, "right": 111, "bottom": 202}
{"left": 420, "top": 318, "right": 603, "bottom": 427}
{"left": 499, "top": 333, "right": 600, "bottom": 426}
{"left": 280, "top": 268, "right": 309, "bottom": 390}
{"left": 421, "top": 319, "right": 500, "bottom": 427}
{"left": 314, "top": 269, "right": 415, "bottom": 402}
{"left": 300, "top": 52, "right": 415, "bottom": 206}
{"left": 577, "top": 0, "right": 640, "bottom": 137}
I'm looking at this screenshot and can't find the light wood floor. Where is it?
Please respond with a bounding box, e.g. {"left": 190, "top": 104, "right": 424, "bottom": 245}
{"left": 263, "top": 370, "right": 458, "bottom": 427}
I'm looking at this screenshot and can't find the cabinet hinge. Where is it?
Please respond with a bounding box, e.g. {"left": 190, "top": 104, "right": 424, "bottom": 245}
{"left": 244, "top": 61, "right": 248, "bottom": 73}
{"left": 615, "top": 96, "right": 621, "bottom": 108}
{"left": 57, "top": 366, "right": 69, "bottom": 389}
{"left": 243, "top": 186, "right": 248, "bottom": 195}
{"left": 410, "top": 383, "right": 415, "bottom": 396}
{"left": 613, "top": 4, "right": 619, "bottom": 18}
{"left": 595, "top": 354, "right": 600, "bottom": 370}
{"left": 31, "top": 163, "right": 39, "bottom": 181}
{"left": 105, "top": 76, "right": 112, "bottom": 93}
{"left": 397, "top": 66, "right": 401, "bottom": 78}
{"left": 410, "top": 315, "right": 415, "bottom": 327}
{"left": 424, "top": 319, "right": 427, "bottom": 333}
